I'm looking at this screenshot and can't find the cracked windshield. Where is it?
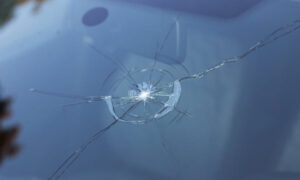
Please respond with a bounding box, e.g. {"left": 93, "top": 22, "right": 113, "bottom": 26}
{"left": 0, "top": 0, "right": 300, "bottom": 179}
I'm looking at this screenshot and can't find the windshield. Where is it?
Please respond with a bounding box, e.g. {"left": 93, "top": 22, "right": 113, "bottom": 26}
{"left": 0, "top": 0, "right": 300, "bottom": 180}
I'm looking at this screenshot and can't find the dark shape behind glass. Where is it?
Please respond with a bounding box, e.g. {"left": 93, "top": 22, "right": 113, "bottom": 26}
{"left": 82, "top": 7, "right": 109, "bottom": 26}
{"left": 0, "top": 97, "right": 20, "bottom": 165}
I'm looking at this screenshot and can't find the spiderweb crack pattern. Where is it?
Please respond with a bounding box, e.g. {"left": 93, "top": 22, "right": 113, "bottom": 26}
{"left": 29, "top": 19, "right": 300, "bottom": 179}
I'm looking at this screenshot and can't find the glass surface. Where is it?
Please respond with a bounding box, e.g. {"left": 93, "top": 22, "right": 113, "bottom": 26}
{"left": 0, "top": 0, "right": 300, "bottom": 179}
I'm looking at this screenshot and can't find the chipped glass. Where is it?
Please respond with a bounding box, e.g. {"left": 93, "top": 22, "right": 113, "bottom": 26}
{"left": 30, "top": 19, "right": 300, "bottom": 179}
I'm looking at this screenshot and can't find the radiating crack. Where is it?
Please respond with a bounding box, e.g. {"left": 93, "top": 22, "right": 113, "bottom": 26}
{"left": 29, "top": 19, "right": 300, "bottom": 179}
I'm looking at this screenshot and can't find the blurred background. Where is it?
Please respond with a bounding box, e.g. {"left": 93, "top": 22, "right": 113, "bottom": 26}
{"left": 0, "top": 0, "right": 300, "bottom": 179}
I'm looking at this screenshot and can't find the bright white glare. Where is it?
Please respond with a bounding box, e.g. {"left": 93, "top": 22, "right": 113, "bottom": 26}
{"left": 138, "top": 90, "right": 151, "bottom": 101}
